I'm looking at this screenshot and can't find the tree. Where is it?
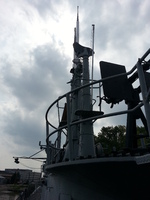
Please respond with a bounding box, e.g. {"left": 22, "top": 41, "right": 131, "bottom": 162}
{"left": 95, "top": 125, "right": 150, "bottom": 155}
{"left": 95, "top": 125, "right": 126, "bottom": 154}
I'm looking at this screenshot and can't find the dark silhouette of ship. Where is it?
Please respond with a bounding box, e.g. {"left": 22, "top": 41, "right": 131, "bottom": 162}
{"left": 39, "top": 8, "right": 150, "bottom": 200}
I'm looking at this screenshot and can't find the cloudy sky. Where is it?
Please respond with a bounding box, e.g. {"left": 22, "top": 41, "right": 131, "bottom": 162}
{"left": 0, "top": 0, "right": 150, "bottom": 172}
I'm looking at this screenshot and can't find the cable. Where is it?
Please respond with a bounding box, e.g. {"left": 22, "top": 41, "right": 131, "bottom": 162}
{"left": 19, "top": 161, "right": 41, "bottom": 170}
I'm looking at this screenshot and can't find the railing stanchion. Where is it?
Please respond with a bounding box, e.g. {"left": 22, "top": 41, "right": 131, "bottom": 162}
{"left": 66, "top": 93, "right": 73, "bottom": 161}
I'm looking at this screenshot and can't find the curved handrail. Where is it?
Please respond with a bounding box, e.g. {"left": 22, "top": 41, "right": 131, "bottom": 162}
{"left": 43, "top": 48, "right": 150, "bottom": 166}
{"left": 45, "top": 94, "right": 66, "bottom": 130}
{"left": 46, "top": 102, "right": 143, "bottom": 150}
{"left": 45, "top": 47, "right": 150, "bottom": 150}
{"left": 45, "top": 64, "right": 138, "bottom": 129}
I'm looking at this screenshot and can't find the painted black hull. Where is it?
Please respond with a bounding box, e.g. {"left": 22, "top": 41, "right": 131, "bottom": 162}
{"left": 42, "top": 156, "right": 150, "bottom": 200}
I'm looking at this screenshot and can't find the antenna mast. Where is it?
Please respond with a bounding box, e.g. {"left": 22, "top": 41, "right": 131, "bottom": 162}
{"left": 91, "top": 24, "right": 95, "bottom": 100}
{"left": 76, "top": 6, "right": 79, "bottom": 43}
{"left": 72, "top": 6, "right": 79, "bottom": 69}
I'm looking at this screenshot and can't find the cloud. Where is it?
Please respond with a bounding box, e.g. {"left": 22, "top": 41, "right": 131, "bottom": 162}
{"left": 0, "top": 41, "right": 70, "bottom": 170}
{"left": 2, "top": 44, "right": 69, "bottom": 109}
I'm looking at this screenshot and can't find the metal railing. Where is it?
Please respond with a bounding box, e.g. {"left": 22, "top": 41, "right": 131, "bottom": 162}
{"left": 45, "top": 48, "right": 150, "bottom": 163}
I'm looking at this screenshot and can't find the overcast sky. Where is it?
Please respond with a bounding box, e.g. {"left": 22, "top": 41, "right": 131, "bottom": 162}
{"left": 0, "top": 0, "right": 150, "bottom": 172}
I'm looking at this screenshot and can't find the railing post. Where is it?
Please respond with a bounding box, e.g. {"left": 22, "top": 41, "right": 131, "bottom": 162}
{"left": 66, "top": 93, "right": 73, "bottom": 161}
{"left": 137, "top": 60, "right": 150, "bottom": 136}
{"left": 46, "top": 121, "right": 50, "bottom": 164}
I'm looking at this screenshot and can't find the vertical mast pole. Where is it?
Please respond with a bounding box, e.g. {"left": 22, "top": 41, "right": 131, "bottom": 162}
{"left": 72, "top": 6, "right": 79, "bottom": 68}
{"left": 70, "top": 6, "right": 81, "bottom": 159}
{"left": 64, "top": 6, "right": 81, "bottom": 161}
{"left": 72, "top": 8, "right": 96, "bottom": 158}
{"left": 76, "top": 6, "right": 79, "bottom": 43}
{"left": 91, "top": 24, "right": 95, "bottom": 102}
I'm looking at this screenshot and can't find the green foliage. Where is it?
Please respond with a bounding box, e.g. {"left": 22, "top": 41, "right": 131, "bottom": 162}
{"left": 95, "top": 125, "right": 150, "bottom": 155}
{"left": 95, "top": 125, "right": 126, "bottom": 154}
